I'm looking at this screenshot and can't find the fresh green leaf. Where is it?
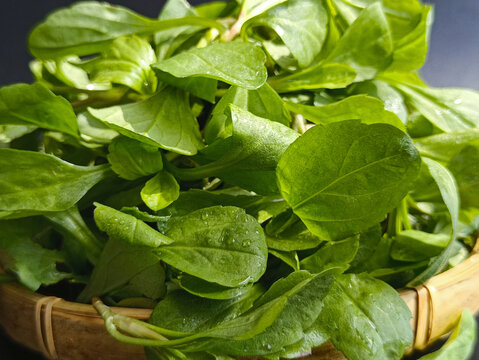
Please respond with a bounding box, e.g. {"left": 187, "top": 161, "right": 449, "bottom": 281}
{"left": 152, "top": 41, "right": 267, "bottom": 90}
{"left": 156, "top": 206, "right": 267, "bottom": 287}
{"left": 82, "top": 35, "right": 158, "bottom": 94}
{"left": 0, "top": 219, "right": 69, "bottom": 291}
{"left": 77, "top": 238, "right": 164, "bottom": 302}
{"left": 286, "top": 94, "right": 405, "bottom": 130}
{"left": 391, "top": 230, "right": 449, "bottom": 262}
{"left": 177, "top": 274, "right": 254, "bottom": 300}
{"left": 107, "top": 137, "right": 163, "bottom": 180}
{"left": 414, "top": 129, "right": 479, "bottom": 163}
{"left": 28, "top": 1, "right": 224, "bottom": 59}
{"left": 318, "top": 273, "right": 413, "bottom": 360}
{"left": 408, "top": 157, "right": 460, "bottom": 286}
{"left": 0, "top": 149, "right": 111, "bottom": 219}
{"left": 326, "top": 3, "right": 393, "bottom": 82}
{"left": 88, "top": 86, "right": 203, "bottom": 155}
{"left": 205, "top": 83, "right": 290, "bottom": 144}
{"left": 277, "top": 120, "right": 421, "bottom": 240}
{"left": 0, "top": 83, "right": 78, "bottom": 137}
{"left": 172, "top": 105, "right": 299, "bottom": 195}
{"left": 268, "top": 62, "right": 357, "bottom": 93}
{"left": 141, "top": 171, "right": 180, "bottom": 211}
{"left": 395, "top": 84, "right": 479, "bottom": 132}
{"left": 243, "top": 0, "right": 329, "bottom": 68}
{"left": 94, "top": 203, "right": 172, "bottom": 248}
{"left": 300, "top": 236, "right": 359, "bottom": 273}
{"left": 449, "top": 146, "right": 479, "bottom": 210}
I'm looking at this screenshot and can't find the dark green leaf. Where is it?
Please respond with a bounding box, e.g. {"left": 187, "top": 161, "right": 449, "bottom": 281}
{"left": 157, "top": 206, "right": 267, "bottom": 287}
{"left": 300, "top": 236, "right": 359, "bottom": 273}
{"left": 0, "top": 83, "right": 78, "bottom": 137}
{"left": 107, "top": 137, "right": 163, "bottom": 180}
{"left": 0, "top": 149, "right": 111, "bottom": 219}
{"left": 318, "top": 273, "right": 413, "bottom": 360}
{"left": 277, "top": 120, "right": 421, "bottom": 240}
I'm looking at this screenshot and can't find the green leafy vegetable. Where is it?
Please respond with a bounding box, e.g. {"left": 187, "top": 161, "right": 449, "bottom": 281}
{"left": 0, "top": 149, "right": 111, "bottom": 218}
{"left": 277, "top": 120, "right": 421, "bottom": 240}
{"left": 0, "top": 83, "right": 78, "bottom": 137}
{"left": 141, "top": 171, "right": 180, "bottom": 211}
{"left": 89, "top": 86, "right": 203, "bottom": 155}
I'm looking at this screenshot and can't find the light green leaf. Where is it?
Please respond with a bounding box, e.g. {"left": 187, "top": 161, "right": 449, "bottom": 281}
{"left": 408, "top": 157, "right": 460, "bottom": 286}
{"left": 395, "top": 84, "right": 479, "bottom": 132}
{"left": 318, "top": 273, "right": 413, "bottom": 360}
{"left": 177, "top": 274, "right": 254, "bottom": 300}
{"left": 77, "top": 112, "right": 119, "bottom": 145}
{"left": 157, "top": 206, "right": 267, "bottom": 287}
{"left": 449, "top": 146, "right": 479, "bottom": 209}
{"left": 414, "top": 129, "right": 479, "bottom": 163}
{"left": 0, "top": 83, "right": 78, "bottom": 137}
{"left": 28, "top": 1, "right": 224, "bottom": 59}
{"left": 88, "top": 87, "right": 203, "bottom": 155}
{"left": 277, "top": 120, "right": 420, "bottom": 240}
{"left": 268, "top": 62, "right": 357, "bottom": 93}
{"left": 391, "top": 230, "right": 449, "bottom": 262}
{"left": 350, "top": 79, "right": 408, "bottom": 123}
{"left": 94, "top": 203, "right": 172, "bottom": 248}
{"left": 82, "top": 35, "right": 157, "bottom": 94}
{"left": 243, "top": 0, "right": 328, "bottom": 68}
{"left": 205, "top": 83, "right": 290, "bottom": 144}
{"left": 152, "top": 41, "right": 267, "bottom": 90}
{"left": 0, "top": 149, "right": 111, "bottom": 219}
{"left": 141, "top": 171, "right": 180, "bottom": 211}
{"left": 419, "top": 310, "right": 477, "bottom": 360}
{"left": 107, "top": 137, "right": 163, "bottom": 180}
{"left": 286, "top": 95, "right": 405, "bottom": 130}
{"left": 326, "top": 3, "right": 393, "bottom": 82}
{"left": 387, "top": 6, "right": 433, "bottom": 72}
{"left": 0, "top": 125, "right": 37, "bottom": 145}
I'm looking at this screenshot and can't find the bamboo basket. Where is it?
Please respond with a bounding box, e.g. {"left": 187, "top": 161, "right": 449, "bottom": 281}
{"left": 1, "top": 243, "right": 479, "bottom": 360}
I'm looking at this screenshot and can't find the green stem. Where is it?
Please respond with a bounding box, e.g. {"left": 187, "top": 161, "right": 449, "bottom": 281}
{"left": 399, "top": 198, "right": 412, "bottom": 230}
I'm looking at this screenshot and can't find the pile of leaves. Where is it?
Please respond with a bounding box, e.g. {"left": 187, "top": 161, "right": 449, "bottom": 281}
{"left": 0, "top": 0, "right": 478, "bottom": 359}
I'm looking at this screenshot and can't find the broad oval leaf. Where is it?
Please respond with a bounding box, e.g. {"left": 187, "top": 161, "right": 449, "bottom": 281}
{"left": 0, "top": 83, "right": 78, "bottom": 137}
{"left": 88, "top": 86, "right": 203, "bottom": 155}
{"left": 141, "top": 171, "right": 180, "bottom": 211}
{"left": 156, "top": 206, "right": 268, "bottom": 287}
{"left": 0, "top": 149, "right": 112, "bottom": 218}
{"left": 318, "top": 273, "right": 413, "bottom": 360}
{"left": 277, "top": 120, "right": 421, "bottom": 240}
{"left": 107, "top": 136, "right": 163, "bottom": 180}
{"left": 152, "top": 41, "right": 268, "bottom": 90}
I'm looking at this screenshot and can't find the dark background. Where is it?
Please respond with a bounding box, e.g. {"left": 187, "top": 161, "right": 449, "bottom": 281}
{"left": 0, "top": 0, "right": 478, "bottom": 359}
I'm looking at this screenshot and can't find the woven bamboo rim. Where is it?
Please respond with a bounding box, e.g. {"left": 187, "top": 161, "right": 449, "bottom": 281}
{"left": 1, "top": 243, "right": 478, "bottom": 360}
